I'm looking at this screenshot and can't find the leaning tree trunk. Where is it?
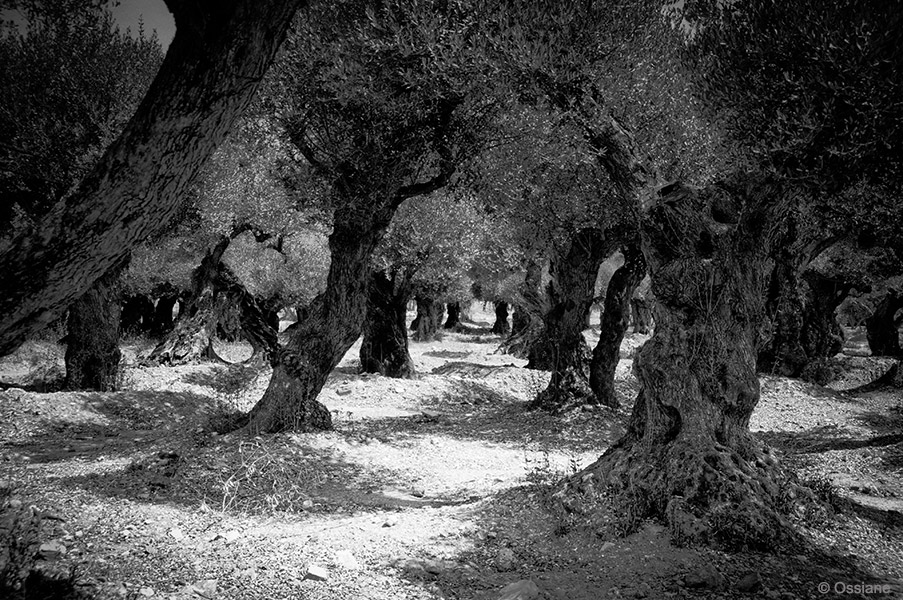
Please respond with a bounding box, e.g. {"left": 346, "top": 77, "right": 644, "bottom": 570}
{"left": 589, "top": 238, "right": 645, "bottom": 409}
{"left": 630, "top": 295, "right": 653, "bottom": 334}
{"left": 64, "top": 267, "right": 123, "bottom": 391}
{"left": 411, "top": 296, "right": 445, "bottom": 341}
{"left": 866, "top": 290, "right": 903, "bottom": 357}
{"left": 573, "top": 180, "right": 821, "bottom": 550}
{"left": 531, "top": 228, "right": 614, "bottom": 411}
{"left": 360, "top": 270, "right": 416, "bottom": 378}
{"left": 0, "top": 0, "right": 305, "bottom": 356}
{"left": 443, "top": 301, "right": 462, "bottom": 330}
{"left": 491, "top": 301, "right": 511, "bottom": 335}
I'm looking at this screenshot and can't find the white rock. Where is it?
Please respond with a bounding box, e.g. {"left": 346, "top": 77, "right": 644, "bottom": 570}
{"left": 495, "top": 548, "right": 515, "bottom": 571}
{"left": 138, "top": 587, "right": 154, "bottom": 597}
{"left": 334, "top": 550, "right": 360, "bottom": 570}
{"left": 168, "top": 527, "right": 185, "bottom": 541}
{"left": 336, "top": 386, "right": 352, "bottom": 396}
{"left": 190, "top": 579, "right": 218, "bottom": 598}
{"left": 382, "top": 516, "right": 398, "bottom": 527}
{"left": 498, "top": 580, "right": 540, "bottom": 600}
{"left": 223, "top": 529, "right": 240, "bottom": 543}
{"left": 39, "top": 540, "right": 66, "bottom": 559}
{"left": 304, "top": 564, "right": 329, "bottom": 581}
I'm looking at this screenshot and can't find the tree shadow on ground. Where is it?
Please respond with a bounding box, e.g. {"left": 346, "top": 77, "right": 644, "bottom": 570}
{"left": 0, "top": 390, "right": 215, "bottom": 464}
{"left": 341, "top": 378, "right": 628, "bottom": 453}
{"left": 181, "top": 364, "right": 266, "bottom": 395}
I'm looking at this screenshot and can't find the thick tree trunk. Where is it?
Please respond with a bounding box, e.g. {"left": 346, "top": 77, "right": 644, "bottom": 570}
{"left": 531, "top": 228, "right": 614, "bottom": 411}
{"left": 151, "top": 294, "right": 179, "bottom": 337}
{"left": 576, "top": 181, "right": 819, "bottom": 550}
{"left": 503, "top": 256, "right": 546, "bottom": 357}
{"left": 590, "top": 239, "right": 645, "bottom": 408}
{"left": 411, "top": 296, "right": 444, "bottom": 341}
{"left": 798, "top": 271, "right": 847, "bottom": 378}
{"left": 866, "top": 290, "right": 903, "bottom": 357}
{"left": 443, "top": 301, "right": 462, "bottom": 330}
{"left": 64, "top": 267, "right": 123, "bottom": 391}
{"left": 491, "top": 301, "right": 511, "bottom": 335}
{"left": 120, "top": 294, "right": 155, "bottom": 336}
{"left": 0, "top": 0, "right": 305, "bottom": 356}
{"left": 511, "top": 305, "right": 530, "bottom": 336}
{"left": 360, "top": 270, "right": 415, "bottom": 378}
{"left": 630, "top": 296, "right": 653, "bottom": 334}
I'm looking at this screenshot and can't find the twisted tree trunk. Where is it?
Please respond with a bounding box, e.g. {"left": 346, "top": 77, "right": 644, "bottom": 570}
{"left": 866, "top": 289, "right": 903, "bottom": 357}
{"left": 503, "top": 256, "right": 545, "bottom": 358}
{"left": 577, "top": 180, "right": 820, "bottom": 550}
{"left": 360, "top": 270, "right": 415, "bottom": 378}
{"left": 443, "top": 301, "right": 462, "bottom": 330}
{"left": 411, "top": 296, "right": 444, "bottom": 341}
{"left": 491, "top": 301, "right": 511, "bottom": 335}
{"left": 630, "top": 295, "right": 653, "bottom": 334}
{"left": 590, "top": 238, "right": 645, "bottom": 408}
{"left": 531, "top": 228, "right": 614, "bottom": 411}
{"left": 151, "top": 294, "right": 179, "bottom": 337}
{"left": 64, "top": 267, "right": 123, "bottom": 391}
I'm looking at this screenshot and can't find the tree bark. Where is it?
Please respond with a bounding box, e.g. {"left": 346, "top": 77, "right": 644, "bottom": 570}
{"left": 531, "top": 228, "right": 614, "bottom": 411}
{"left": 578, "top": 180, "right": 819, "bottom": 550}
{"left": 797, "top": 270, "right": 847, "bottom": 378}
{"left": 630, "top": 295, "right": 653, "bottom": 334}
{"left": 443, "top": 301, "right": 462, "bottom": 330}
{"left": 590, "top": 238, "right": 645, "bottom": 408}
{"left": 64, "top": 267, "right": 123, "bottom": 391}
{"left": 151, "top": 294, "right": 179, "bottom": 337}
{"left": 511, "top": 304, "right": 530, "bottom": 336}
{"left": 120, "top": 294, "right": 155, "bottom": 336}
{"left": 360, "top": 270, "right": 416, "bottom": 378}
{"left": 491, "top": 301, "right": 511, "bottom": 335}
{"left": 866, "top": 289, "right": 903, "bottom": 357}
{"left": 0, "top": 0, "right": 306, "bottom": 356}
{"left": 411, "top": 296, "right": 445, "bottom": 341}
{"left": 502, "top": 256, "right": 546, "bottom": 357}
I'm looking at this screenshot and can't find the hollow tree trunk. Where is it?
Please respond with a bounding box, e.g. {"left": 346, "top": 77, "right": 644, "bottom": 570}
{"left": 531, "top": 228, "right": 614, "bottom": 411}
{"left": 590, "top": 238, "right": 645, "bottom": 409}
{"left": 360, "top": 270, "right": 415, "bottom": 378}
{"left": 630, "top": 296, "right": 653, "bottom": 334}
{"left": 0, "top": 0, "right": 305, "bottom": 356}
{"left": 444, "top": 301, "right": 462, "bottom": 330}
{"left": 866, "top": 290, "right": 903, "bottom": 357}
{"left": 64, "top": 267, "right": 123, "bottom": 391}
{"left": 491, "top": 301, "right": 510, "bottom": 335}
{"left": 577, "top": 180, "right": 819, "bottom": 550}
{"left": 120, "top": 294, "right": 155, "bottom": 336}
{"left": 151, "top": 294, "right": 179, "bottom": 337}
{"left": 145, "top": 237, "right": 231, "bottom": 365}
{"left": 411, "top": 296, "right": 444, "bottom": 341}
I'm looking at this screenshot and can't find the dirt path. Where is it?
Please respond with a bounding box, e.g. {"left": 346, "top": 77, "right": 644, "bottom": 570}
{"left": 2, "top": 311, "right": 903, "bottom": 599}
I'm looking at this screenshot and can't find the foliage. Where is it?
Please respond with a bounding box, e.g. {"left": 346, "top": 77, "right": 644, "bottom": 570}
{"left": 0, "top": 1, "right": 162, "bottom": 222}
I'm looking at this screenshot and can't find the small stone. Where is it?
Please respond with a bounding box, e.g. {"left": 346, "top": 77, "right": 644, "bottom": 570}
{"left": 334, "top": 550, "right": 360, "bottom": 570}
{"left": 736, "top": 571, "right": 762, "bottom": 593}
{"left": 495, "top": 548, "right": 515, "bottom": 572}
{"left": 304, "top": 564, "right": 329, "bottom": 581}
{"left": 190, "top": 579, "right": 218, "bottom": 598}
{"left": 168, "top": 528, "right": 185, "bottom": 541}
{"left": 139, "top": 587, "right": 154, "bottom": 597}
{"left": 633, "top": 582, "right": 652, "bottom": 598}
{"left": 683, "top": 565, "right": 726, "bottom": 591}
{"left": 421, "top": 409, "right": 442, "bottom": 421}
{"left": 39, "top": 540, "right": 66, "bottom": 559}
{"left": 601, "top": 541, "right": 615, "bottom": 552}
{"left": 223, "top": 529, "right": 240, "bottom": 543}
{"left": 497, "top": 579, "right": 540, "bottom": 600}
{"left": 383, "top": 516, "right": 398, "bottom": 528}
{"left": 423, "top": 559, "right": 443, "bottom": 575}
{"left": 8, "top": 499, "right": 22, "bottom": 509}
{"left": 302, "top": 499, "right": 314, "bottom": 509}
{"left": 411, "top": 487, "right": 425, "bottom": 498}
{"left": 336, "top": 386, "right": 352, "bottom": 396}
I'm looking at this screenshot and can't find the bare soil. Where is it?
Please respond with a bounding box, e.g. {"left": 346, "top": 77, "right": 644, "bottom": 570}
{"left": 1, "top": 306, "right": 902, "bottom": 600}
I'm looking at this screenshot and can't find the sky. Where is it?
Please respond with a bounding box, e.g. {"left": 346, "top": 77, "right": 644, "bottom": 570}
{"left": 110, "top": 0, "right": 175, "bottom": 50}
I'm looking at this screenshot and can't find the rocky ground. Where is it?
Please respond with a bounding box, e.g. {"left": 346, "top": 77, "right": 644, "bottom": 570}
{"left": 1, "top": 306, "right": 902, "bottom": 600}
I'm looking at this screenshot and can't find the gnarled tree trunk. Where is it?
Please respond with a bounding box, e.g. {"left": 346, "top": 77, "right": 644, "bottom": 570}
{"left": 151, "top": 294, "right": 179, "bottom": 337}
{"left": 590, "top": 238, "right": 645, "bottom": 408}
{"left": 797, "top": 271, "right": 847, "bottom": 380}
{"left": 64, "top": 267, "right": 123, "bottom": 391}
{"left": 866, "top": 289, "right": 903, "bottom": 357}
{"left": 502, "top": 256, "right": 546, "bottom": 358}
{"left": 531, "top": 228, "right": 613, "bottom": 411}
{"left": 411, "top": 296, "right": 444, "bottom": 341}
{"left": 120, "top": 294, "right": 155, "bottom": 336}
{"left": 491, "top": 301, "right": 510, "bottom": 335}
{"left": 443, "top": 301, "right": 462, "bottom": 330}
{"left": 360, "top": 270, "right": 415, "bottom": 378}
{"left": 576, "top": 180, "right": 819, "bottom": 550}
{"left": 630, "top": 295, "right": 653, "bottom": 334}
{"left": 0, "top": 0, "right": 305, "bottom": 356}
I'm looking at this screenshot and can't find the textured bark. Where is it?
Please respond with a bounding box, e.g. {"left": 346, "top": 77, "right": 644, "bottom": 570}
{"left": 502, "top": 256, "right": 546, "bottom": 357}
{"left": 491, "top": 301, "right": 511, "bottom": 335}
{"left": 443, "top": 301, "right": 462, "bottom": 330}
{"left": 630, "top": 296, "right": 653, "bottom": 334}
{"left": 511, "top": 304, "right": 530, "bottom": 336}
{"left": 576, "top": 180, "right": 819, "bottom": 550}
{"left": 411, "top": 296, "right": 445, "bottom": 341}
{"left": 866, "top": 290, "right": 903, "bottom": 357}
{"left": 590, "top": 239, "right": 645, "bottom": 408}
{"left": 360, "top": 270, "right": 415, "bottom": 378}
{"left": 531, "top": 228, "right": 615, "bottom": 411}
{"left": 798, "top": 271, "right": 847, "bottom": 374}
{"left": 64, "top": 267, "right": 123, "bottom": 391}
{"left": 0, "top": 0, "right": 306, "bottom": 356}
{"left": 120, "top": 294, "right": 155, "bottom": 335}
